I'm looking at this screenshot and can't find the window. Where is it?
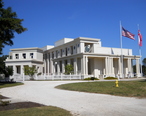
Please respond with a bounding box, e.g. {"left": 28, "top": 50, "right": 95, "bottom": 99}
{"left": 30, "top": 53, "right": 33, "bottom": 58}
{"left": 71, "top": 46, "right": 73, "bottom": 54}
{"left": 56, "top": 50, "right": 58, "bottom": 58}
{"left": 15, "top": 54, "right": 19, "bottom": 59}
{"left": 52, "top": 52, "right": 54, "bottom": 59}
{"left": 78, "top": 44, "right": 80, "bottom": 47}
{"left": 22, "top": 53, "right": 26, "bottom": 59}
{"left": 65, "top": 48, "right": 67, "bottom": 56}
{"left": 60, "top": 49, "right": 62, "bottom": 57}
{"left": 10, "top": 56, "right": 12, "bottom": 59}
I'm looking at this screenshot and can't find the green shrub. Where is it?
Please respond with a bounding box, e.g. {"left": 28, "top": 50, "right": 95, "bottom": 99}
{"left": 37, "top": 72, "right": 42, "bottom": 75}
{"left": 84, "top": 77, "right": 99, "bottom": 80}
{"left": 104, "top": 77, "right": 117, "bottom": 80}
{"left": 0, "top": 100, "right": 11, "bottom": 106}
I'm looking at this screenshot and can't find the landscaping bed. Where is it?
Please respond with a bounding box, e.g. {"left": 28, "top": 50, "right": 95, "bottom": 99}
{"left": 0, "top": 101, "right": 45, "bottom": 111}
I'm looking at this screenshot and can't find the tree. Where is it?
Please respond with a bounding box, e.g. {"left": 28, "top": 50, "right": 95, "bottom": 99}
{"left": 23, "top": 66, "right": 37, "bottom": 80}
{"left": 133, "top": 65, "right": 136, "bottom": 74}
{"left": 0, "top": 0, "right": 27, "bottom": 54}
{"left": 0, "top": 55, "right": 8, "bottom": 73}
{"left": 142, "top": 58, "right": 146, "bottom": 66}
{"left": 65, "top": 64, "right": 74, "bottom": 74}
{"left": 0, "top": 55, "right": 13, "bottom": 77}
{"left": 142, "top": 58, "right": 146, "bottom": 76}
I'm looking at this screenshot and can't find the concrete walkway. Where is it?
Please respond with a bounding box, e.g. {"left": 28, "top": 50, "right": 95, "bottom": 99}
{"left": 0, "top": 81, "right": 146, "bottom": 116}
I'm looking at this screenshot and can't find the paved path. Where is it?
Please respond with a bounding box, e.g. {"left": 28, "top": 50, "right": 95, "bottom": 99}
{"left": 0, "top": 81, "right": 146, "bottom": 116}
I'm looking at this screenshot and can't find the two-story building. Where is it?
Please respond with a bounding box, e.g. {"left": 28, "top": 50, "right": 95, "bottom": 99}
{"left": 5, "top": 37, "right": 141, "bottom": 79}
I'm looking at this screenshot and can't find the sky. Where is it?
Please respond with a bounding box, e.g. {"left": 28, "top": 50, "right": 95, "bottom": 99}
{"left": 2, "top": 0, "right": 146, "bottom": 61}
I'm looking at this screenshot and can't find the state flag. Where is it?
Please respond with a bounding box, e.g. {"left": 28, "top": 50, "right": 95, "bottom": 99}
{"left": 138, "top": 30, "right": 142, "bottom": 46}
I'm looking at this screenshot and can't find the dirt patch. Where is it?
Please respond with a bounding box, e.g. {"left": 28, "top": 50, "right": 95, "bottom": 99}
{"left": 0, "top": 102, "right": 46, "bottom": 111}
{"left": 0, "top": 95, "right": 9, "bottom": 99}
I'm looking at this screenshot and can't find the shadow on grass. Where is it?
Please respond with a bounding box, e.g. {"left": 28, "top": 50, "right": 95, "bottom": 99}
{"left": 139, "top": 79, "right": 146, "bottom": 82}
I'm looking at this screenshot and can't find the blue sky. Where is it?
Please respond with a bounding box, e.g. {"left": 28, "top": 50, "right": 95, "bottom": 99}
{"left": 2, "top": 0, "right": 146, "bottom": 61}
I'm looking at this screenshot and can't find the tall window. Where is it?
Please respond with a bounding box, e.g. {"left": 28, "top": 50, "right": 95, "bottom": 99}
{"left": 9, "top": 56, "right": 12, "bottom": 59}
{"left": 71, "top": 46, "right": 73, "bottom": 55}
{"left": 15, "top": 54, "right": 19, "bottom": 59}
{"left": 52, "top": 52, "right": 54, "bottom": 59}
{"left": 60, "top": 49, "right": 62, "bottom": 57}
{"left": 22, "top": 53, "right": 26, "bottom": 59}
{"left": 65, "top": 48, "right": 68, "bottom": 56}
{"left": 56, "top": 50, "right": 58, "bottom": 58}
{"left": 30, "top": 53, "right": 33, "bottom": 58}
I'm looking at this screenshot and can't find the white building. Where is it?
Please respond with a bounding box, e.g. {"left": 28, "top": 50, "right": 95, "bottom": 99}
{"left": 5, "top": 37, "right": 141, "bottom": 79}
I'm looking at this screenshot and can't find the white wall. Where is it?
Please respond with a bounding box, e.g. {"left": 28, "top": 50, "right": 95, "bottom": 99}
{"left": 94, "top": 58, "right": 104, "bottom": 78}
{"left": 37, "top": 52, "right": 43, "bottom": 61}
{"left": 55, "top": 38, "right": 73, "bottom": 47}
{"left": 95, "top": 47, "right": 132, "bottom": 55}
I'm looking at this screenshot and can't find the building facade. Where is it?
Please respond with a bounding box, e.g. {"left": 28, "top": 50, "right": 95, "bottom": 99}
{"left": 5, "top": 37, "right": 141, "bottom": 79}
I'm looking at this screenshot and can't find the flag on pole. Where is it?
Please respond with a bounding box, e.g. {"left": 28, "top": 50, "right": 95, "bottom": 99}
{"left": 122, "top": 27, "right": 135, "bottom": 40}
{"left": 138, "top": 30, "right": 142, "bottom": 46}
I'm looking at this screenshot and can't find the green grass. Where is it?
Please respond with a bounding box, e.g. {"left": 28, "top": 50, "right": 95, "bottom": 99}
{"left": 56, "top": 80, "right": 146, "bottom": 98}
{"left": 0, "top": 82, "right": 23, "bottom": 89}
{"left": 0, "top": 106, "right": 72, "bottom": 116}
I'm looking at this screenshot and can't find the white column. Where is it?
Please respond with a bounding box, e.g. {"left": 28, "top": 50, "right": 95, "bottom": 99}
{"left": 136, "top": 58, "right": 140, "bottom": 77}
{"left": 85, "top": 56, "right": 88, "bottom": 75}
{"left": 44, "top": 58, "right": 46, "bottom": 74}
{"left": 108, "top": 57, "right": 113, "bottom": 75}
{"left": 50, "top": 53, "right": 53, "bottom": 74}
{"left": 80, "top": 43, "right": 85, "bottom": 53}
{"left": 112, "top": 58, "right": 114, "bottom": 74}
{"left": 13, "top": 65, "right": 16, "bottom": 74}
{"left": 20, "top": 65, "right": 24, "bottom": 75}
{"left": 54, "top": 51, "right": 56, "bottom": 59}
{"left": 131, "top": 59, "right": 134, "bottom": 77}
{"left": 127, "top": 58, "right": 132, "bottom": 77}
{"left": 81, "top": 56, "right": 85, "bottom": 75}
{"left": 74, "top": 58, "right": 77, "bottom": 74}
{"left": 57, "top": 61, "right": 60, "bottom": 74}
{"left": 110, "top": 57, "right": 114, "bottom": 76}
{"left": 47, "top": 53, "right": 49, "bottom": 74}
{"left": 105, "top": 57, "right": 109, "bottom": 77}
{"left": 118, "top": 57, "right": 122, "bottom": 78}
{"left": 29, "top": 64, "right": 32, "bottom": 67}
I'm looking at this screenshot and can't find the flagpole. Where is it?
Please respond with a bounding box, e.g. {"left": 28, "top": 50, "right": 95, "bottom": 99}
{"left": 137, "top": 24, "right": 143, "bottom": 77}
{"left": 120, "top": 21, "right": 123, "bottom": 79}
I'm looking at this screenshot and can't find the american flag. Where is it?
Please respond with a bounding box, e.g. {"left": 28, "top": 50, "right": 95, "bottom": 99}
{"left": 122, "top": 27, "right": 135, "bottom": 40}
{"left": 138, "top": 30, "right": 142, "bottom": 46}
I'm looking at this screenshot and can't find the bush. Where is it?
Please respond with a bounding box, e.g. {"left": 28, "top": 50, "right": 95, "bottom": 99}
{"left": 84, "top": 77, "right": 99, "bottom": 80}
{"left": 104, "top": 77, "right": 117, "bottom": 80}
{"left": 0, "top": 100, "right": 11, "bottom": 106}
{"left": 65, "top": 64, "right": 74, "bottom": 74}
{"left": 37, "top": 72, "right": 42, "bottom": 75}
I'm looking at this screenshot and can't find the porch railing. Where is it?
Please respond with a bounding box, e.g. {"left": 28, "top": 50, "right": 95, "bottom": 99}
{"left": 11, "top": 73, "right": 82, "bottom": 81}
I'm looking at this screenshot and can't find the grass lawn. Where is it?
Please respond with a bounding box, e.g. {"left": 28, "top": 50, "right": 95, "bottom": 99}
{"left": 0, "top": 82, "right": 24, "bottom": 89}
{"left": 56, "top": 80, "right": 146, "bottom": 98}
{"left": 0, "top": 106, "right": 72, "bottom": 116}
